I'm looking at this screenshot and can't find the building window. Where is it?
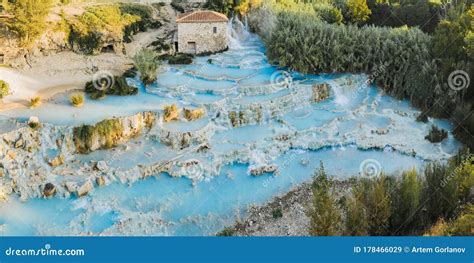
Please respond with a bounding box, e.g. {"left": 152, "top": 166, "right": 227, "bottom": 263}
{"left": 213, "top": 27, "right": 217, "bottom": 34}
{"left": 0, "top": 54, "right": 4, "bottom": 64}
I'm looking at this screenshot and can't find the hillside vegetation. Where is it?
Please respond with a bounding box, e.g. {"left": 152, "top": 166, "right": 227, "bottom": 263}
{"left": 237, "top": 0, "right": 474, "bottom": 149}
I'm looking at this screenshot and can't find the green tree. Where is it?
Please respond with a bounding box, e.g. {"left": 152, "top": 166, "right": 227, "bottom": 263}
{"left": 448, "top": 204, "right": 474, "bottom": 236}
{"left": 307, "top": 162, "right": 342, "bottom": 236}
{"left": 392, "top": 169, "right": 421, "bottom": 233}
{"left": 6, "top": 0, "right": 53, "bottom": 47}
{"left": 344, "top": 180, "right": 369, "bottom": 235}
{"left": 423, "top": 163, "right": 457, "bottom": 223}
{"left": 366, "top": 176, "right": 391, "bottom": 235}
{"left": 346, "top": 0, "right": 371, "bottom": 24}
{"left": 133, "top": 49, "right": 160, "bottom": 85}
{"left": 205, "top": 0, "right": 235, "bottom": 16}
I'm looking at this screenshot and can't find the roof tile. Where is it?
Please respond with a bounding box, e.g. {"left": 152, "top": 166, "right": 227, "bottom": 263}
{"left": 177, "top": 10, "right": 228, "bottom": 23}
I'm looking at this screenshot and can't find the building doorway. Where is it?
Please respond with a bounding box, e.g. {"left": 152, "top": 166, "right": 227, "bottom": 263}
{"left": 187, "top": 42, "right": 196, "bottom": 54}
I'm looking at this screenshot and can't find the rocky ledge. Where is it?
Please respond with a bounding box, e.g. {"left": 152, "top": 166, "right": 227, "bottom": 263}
{"left": 218, "top": 180, "right": 349, "bottom": 236}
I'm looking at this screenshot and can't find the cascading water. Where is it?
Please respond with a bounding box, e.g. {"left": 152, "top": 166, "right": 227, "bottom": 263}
{"left": 327, "top": 80, "right": 349, "bottom": 106}
{"left": 227, "top": 16, "right": 251, "bottom": 50}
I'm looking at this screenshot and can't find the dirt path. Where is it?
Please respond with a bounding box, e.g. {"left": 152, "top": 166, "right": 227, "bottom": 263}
{"left": 0, "top": 4, "right": 176, "bottom": 112}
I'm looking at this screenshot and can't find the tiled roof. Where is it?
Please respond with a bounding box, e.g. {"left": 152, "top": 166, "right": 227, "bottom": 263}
{"left": 176, "top": 10, "right": 228, "bottom": 23}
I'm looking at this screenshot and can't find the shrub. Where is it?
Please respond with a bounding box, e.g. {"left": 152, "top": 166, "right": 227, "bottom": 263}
{"left": 0, "top": 80, "right": 10, "bottom": 99}
{"left": 29, "top": 96, "right": 41, "bottom": 108}
{"left": 307, "top": 163, "right": 342, "bottom": 236}
{"left": 183, "top": 108, "right": 205, "bottom": 121}
{"left": 70, "top": 93, "right": 85, "bottom": 107}
{"left": 425, "top": 125, "right": 448, "bottom": 143}
{"left": 73, "top": 118, "right": 124, "bottom": 153}
{"left": 216, "top": 227, "right": 235, "bottom": 236}
{"left": 133, "top": 49, "right": 161, "bottom": 84}
{"left": 5, "top": 0, "right": 53, "bottom": 47}
{"left": 163, "top": 104, "right": 179, "bottom": 122}
{"left": 272, "top": 208, "right": 283, "bottom": 219}
{"left": 85, "top": 76, "right": 138, "bottom": 100}
{"left": 168, "top": 53, "right": 194, "bottom": 65}
{"left": 67, "top": 4, "right": 148, "bottom": 54}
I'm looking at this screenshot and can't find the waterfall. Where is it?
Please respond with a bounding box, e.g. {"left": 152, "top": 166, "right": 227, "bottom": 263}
{"left": 328, "top": 80, "right": 349, "bottom": 106}
{"left": 226, "top": 16, "right": 250, "bottom": 50}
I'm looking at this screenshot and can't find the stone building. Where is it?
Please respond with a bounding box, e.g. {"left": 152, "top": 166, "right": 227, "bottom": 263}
{"left": 175, "top": 10, "right": 228, "bottom": 54}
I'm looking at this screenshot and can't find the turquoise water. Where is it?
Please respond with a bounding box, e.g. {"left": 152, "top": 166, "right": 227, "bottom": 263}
{"left": 0, "top": 33, "right": 461, "bottom": 236}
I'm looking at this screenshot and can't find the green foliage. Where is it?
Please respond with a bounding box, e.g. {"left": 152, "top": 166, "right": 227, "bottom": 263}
{"left": 216, "top": 227, "right": 235, "bottom": 236}
{"left": 344, "top": 181, "right": 369, "bottom": 235}
{"left": 249, "top": 1, "right": 474, "bottom": 148}
{"left": 307, "top": 162, "right": 342, "bottom": 236}
{"left": 84, "top": 76, "right": 138, "bottom": 100}
{"left": 423, "top": 162, "right": 458, "bottom": 223}
{"left": 73, "top": 118, "right": 124, "bottom": 153}
{"left": 0, "top": 80, "right": 10, "bottom": 99}
{"left": 133, "top": 49, "right": 161, "bottom": 84}
{"left": 205, "top": 0, "right": 235, "bottom": 16}
{"left": 67, "top": 4, "right": 148, "bottom": 55}
{"left": 425, "top": 125, "right": 448, "bottom": 143}
{"left": 168, "top": 53, "right": 194, "bottom": 65}
{"left": 345, "top": 0, "right": 372, "bottom": 24}
{"left": 314, "top": 3, "right": 344, "bottom": 24}
{"left": 70, "top": 93, "right": 84, "bottom": 107}
{"left": 391, "top": 169, "right": 421, "bottom": 233}
{"left": 265, "top": 12, "right": 432, "bottom": 104}
{"left": 272, "top": 208, "right": 283, "bottom": 219}
{"left": 447, "top": 204, "right": 474, "bottom": 235}
{"left": 5, "top": 0, "right": 53, "bottom": 47}
{"left": 367, "top": 0, "right": 442, "bottom": 33}
{"left": 29, "top": 96, "right": 41, "bottom": 108}
{"left": 171, "top": 0, "right": 185, "bottom": 13}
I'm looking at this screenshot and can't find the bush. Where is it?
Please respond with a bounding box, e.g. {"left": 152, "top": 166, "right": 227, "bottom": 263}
{"left": 5, "top": 0, "right": 53, "bottom": 47}
{"left": 425, "top": 125, "right": 448, "bottom": 143}
{"left": 85, "top": 76, "right": 138, "bottom": 100}
{"left": 264, "top": 12, "right": 433, "bottom": 103}
{"left": 73, "top": 118, "right": 124, "bottom": 153}
{"left": 216, "top": 227, "right": 235, "bottom": 236}
{"left": 168, "top": 53, "right": 194, "bottom": 65}
{"left": 163, "top": 104, "right": 179, "bottom": 122}
{"left": 0, "top": 80, "right": 10, "bottom": 99}
{"left": 29, "top": 96, "right": 41, "bottom": 108}
{"left": 133, "top": 49, "right": 161, "bottom": 84}
{"left": 272, "top": 208, "right": 283, "bottom": 219}
{"left": 68, "top": 4, "right": 148, "bottom": 54}
{"left": 70, "top": 93, "right": 85, "bottom": 107}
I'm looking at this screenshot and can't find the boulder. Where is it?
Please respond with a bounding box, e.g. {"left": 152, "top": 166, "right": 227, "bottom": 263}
{"left": 43, "top": 183, "right": 56, "bottom": 197}
{"left": 77, "top": 180, "right": 93, "bottom": 197}
{"left": 65, "top": 181, "right": 78, "bottom": 193}
{"left": 95, "top": 161, "right": 108, "bottom": 172}
{"left": 14, "top": 138, "right": 24, "bottom": 149}
{"left": 250, "top": 165, "right": 278, "bottom": 176}
{"left": 312, "top": 83, "right": 330, "bottom": 102}
{"left": 48, "top": 154, "right": 64, "bottom": 167}
{"left": 183, "top": 108, "right": 205, "bottom": 121}
{"left": 163, "top": 104, "right": 179, "bottom": 122}
{"left": 96, "top": 176, "right": 106, "bottom": 187}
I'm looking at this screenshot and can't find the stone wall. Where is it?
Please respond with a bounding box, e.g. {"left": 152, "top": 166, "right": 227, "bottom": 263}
{"left": 177, "top": 21, "right": 228, "bottom": 54}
